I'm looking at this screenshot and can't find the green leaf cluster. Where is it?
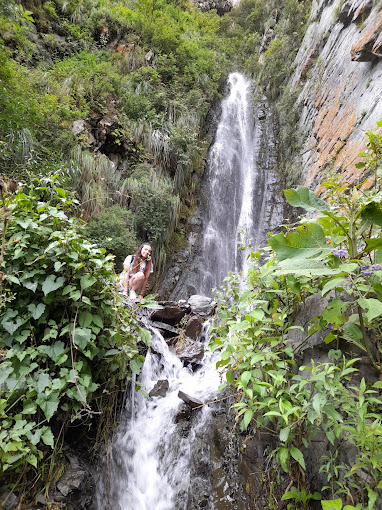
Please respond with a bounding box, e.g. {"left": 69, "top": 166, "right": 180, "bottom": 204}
{"left": 210, "top": 125, "right": 382, "bottom": 509}
{"left": 0, "top": 177, "right": 147, "bottom": 492}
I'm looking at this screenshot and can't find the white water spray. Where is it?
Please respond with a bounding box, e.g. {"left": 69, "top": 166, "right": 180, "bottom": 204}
{"left": 95, "top": 328, "right": 221, "bottom": 510}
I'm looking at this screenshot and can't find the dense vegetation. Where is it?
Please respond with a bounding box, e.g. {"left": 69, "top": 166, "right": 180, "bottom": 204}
{"left": 210, "top": 124, "right": 382, "bottom": 509}
{"left": 0, "top": 0, "right": 347, "bottom": 506}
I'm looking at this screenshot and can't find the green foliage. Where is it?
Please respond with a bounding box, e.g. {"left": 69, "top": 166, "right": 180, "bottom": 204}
{"left": 85, "top": 204, "right": 138, "bottom": 269}
{"left": 123, "top": 166, "right": 180, "bottom": 270}
{"left": 0, "top": 177, "right": 147, "bottom": 493}
{"left": 210, "top": 126, "right": 382, "bottom": 508}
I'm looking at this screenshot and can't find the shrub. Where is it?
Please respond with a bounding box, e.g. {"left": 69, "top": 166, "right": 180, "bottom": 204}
{"left": 0, "top": 176, "right": 149, "bottom": 495}
{"left": 85, "top": 204, "right": 138, "bottom": 269}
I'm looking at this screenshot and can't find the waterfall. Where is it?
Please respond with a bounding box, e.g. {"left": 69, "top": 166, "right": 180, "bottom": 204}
{"left": 95, "top": 327, "right": 223, "bottom": 510}
{"left": 170, "top": 71, "right": 283, "bottom": 299}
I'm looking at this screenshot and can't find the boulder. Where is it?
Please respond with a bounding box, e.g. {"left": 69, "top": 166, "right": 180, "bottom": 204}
{"left": 149, "top": 379, "right": 169, "bottom": 398}
{"left": 178, "top": 390, "right": 203, "bottom": 409}
{"left": 150, "top": 301, "right": 191, "bottom": 326}
{"left": 173, "top": 336, "right": 205, "bottom": 364}
{"left": 174, "top": 402, "right": 192, "bottom": 423}
{"left": 151, "top": 321, "right": 179, "bottom": 339}
{"left": 54, "top": 453, "right": 87, "bottom": 500}
{"left": 184, "top": 316, "right": 204, "bottom": 341}
{"left": 188, "top": 295, "right": 216, "bottom": 317}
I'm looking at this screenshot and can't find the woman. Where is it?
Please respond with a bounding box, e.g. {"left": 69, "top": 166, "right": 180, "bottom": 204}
{"left": 123, "top": 243, "right": 153, "bottom": 300}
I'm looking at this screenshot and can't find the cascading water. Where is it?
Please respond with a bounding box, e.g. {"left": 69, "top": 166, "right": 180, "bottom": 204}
{"left": 200, "top": 73, "right": 256, "bottom": 294}
{"left": 170, "top": 72, "right": 283, "bottom": 299}
{"left": 95, "top": 327, "right": 224, "bottom": 510}
{"left": 95, "top": 72, "right": 283, "bottom": 509}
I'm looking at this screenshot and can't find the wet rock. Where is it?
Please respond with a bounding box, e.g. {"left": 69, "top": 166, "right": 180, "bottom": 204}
{"left": 149, "top": 379, "right": 169, "bottom": 397}
{"left": 184, "top": 316, "right": 204, "bottom": 341}
{"left": 178, "top": 390, "right": 203, "bottom": 409}
{"left": 150, "top": 301, "right": 191, "bottom": 325}
{"left": 175, "top": 402, "right": 192, "bottom": 423}
{"left": 174, "top": 336, "right": 205, "bottom": 364}
{"left": 188, "top": 295, "right": 216, "bottom": 317}
{"left": 151, "top": 320, "right": 179, "bottom": 338}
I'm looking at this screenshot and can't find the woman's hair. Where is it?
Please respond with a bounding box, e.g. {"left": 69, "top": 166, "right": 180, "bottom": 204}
{"left": 131, "top": 243, "right": 152, "bottom": 276}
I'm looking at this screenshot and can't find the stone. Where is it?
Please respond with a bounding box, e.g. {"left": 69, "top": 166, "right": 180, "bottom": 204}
{"left": 149, "top": 379, "right": 169, "bottom": 397}
{"left": 188, "top": 295, "right": 216, "bottom": 317}
{"left": 55, "top": 454, "right": 87, "bottom": 498}
{"left": 174, "top": 336, "right": 205, "bottom": 364}
{"left": 184, "top": 316, "right": 204, "bottom": 341}
{"left": 150, "top": 301, "right": 191, "bottom": 325}
{"left": 150, "top": 320, "right": 179, "bottom": 338}
{"left": 72, "top": 119, "right": 88, "bottom": 136}
{"left": 36, "top": 494, "right": 46, "bottom": 505}
{"left": 178, "top": 390, "right": 203, "bottom": 409}
{"left": 174, "top": 402, "right": 192, "bottom": 422}
{"left": 0, "top": 491, "right": 18, "bottom": 510}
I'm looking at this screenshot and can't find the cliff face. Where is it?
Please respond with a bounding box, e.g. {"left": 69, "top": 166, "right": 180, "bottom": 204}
{"left": 290, "top": 0, "right": 382, "bottom": 190}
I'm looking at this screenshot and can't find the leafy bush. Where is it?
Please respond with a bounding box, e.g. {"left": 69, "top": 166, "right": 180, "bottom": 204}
{"left": 210, "top": 124, "right": 382, "bottom": 508}
{"left": 0, "top": 177, "right": 149, "bottom": 494}
{"left": 85, "top": 204, "right": 138, "bottom": 269}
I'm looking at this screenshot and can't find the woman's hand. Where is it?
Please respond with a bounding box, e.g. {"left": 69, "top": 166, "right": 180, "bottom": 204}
{"left": 138, "top": 294, "right": 143, "bottom": 300}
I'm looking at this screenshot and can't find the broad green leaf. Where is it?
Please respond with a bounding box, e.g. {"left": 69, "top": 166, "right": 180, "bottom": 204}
{"left": 360, "top": 202, "right": 382, "bottom": 227}
{"left": 240, "top": 371, "right": 252, "bottom": 388}
{"left": 322, "top": 277, "right": 346, "bottom": 297}
{"left": 26, "top": 454, "right": 38, "bottom": 468}
{"left": 0, "top": 366, "right": 14, "bottom": 385}
{"left": 321, "top": 500, "right": 342, "bottom": 510}
{"left": 16, "top": 218, "right": 33, "bottom": 229}
{"left": 130, "top": 357, "right": 144, "bottom": 375}
{"left": 322, "top": 299, "right": 347, "bottom": 327}
{"left": 245, "top": 309, "right": 265, "bottom": 321}
{"left": 37, "top": 373, "right": 50, "bottom": 393}
{"left": 37, "top": 394, "right": 59, "bottom": 421}
{"left": 274, "top": 259, "right": 339, "bottom": 277}
{"left": 226, "top": 370, "right": 234, "bottom": 385}
{"left": 28, "top": 303, "right": 46, "bottom": 320}
{"left": 81, "top": 274, "right": 97, "bottom": 290}
{"left": 79, "top": 311, "right": 93, "bottom": 328}
{"left": 40, "top": 426, "right": 54, "bottom": 447}
{"left": 358, "top": 298, "right": 382, "bottom": 321}
{"left": 73, "top": 328, "right": 91, "bottom": 350}
{"left": 92, "top": 314, "right": 103, "bottom": 328}
{"left": 279, "top": 426, "right": 290, "bottom": 443}
{"left": 342, "top": 322, "right": 365, "bottom": 351}
{"left": 38, "top": 341, "right": 67, "bottom": 363}
{"left": 139, "top": 328, "right": 152, "bottom": 347}
{"left": 42, "top": 275, "right": 65, "bottom": 296}
{"left": 55, "top": 187, "right": 66, "bottom": 197}
{"left": 268, "top": 222, "right": 329, "bottom": 261}
{"left": 284, "top": 186, "right": 330, "bottom": 211}
{"left": 6, "top": 274, "right": 20, "bottom": 285}
{"left": 290, "top": 447, "right": 306, "bottom": 470}
{"left": 365, "top": 238, "right": 382, "bottom": 252}
{"left": 313, "top": 392, "right": 327, "bottom": 415}
{"left": 242, "top": 409, "right": 253, "bottom": 429}
{"left": 22, "top": 280, "right": 38, "bottom": 292}
{"left": 278, "top": 447, "right": 290, "bottom": 473}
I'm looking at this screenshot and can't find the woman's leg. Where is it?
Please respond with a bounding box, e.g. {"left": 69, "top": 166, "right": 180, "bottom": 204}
{"left": 129, "top": 272, "right": 145, "bottom": 292}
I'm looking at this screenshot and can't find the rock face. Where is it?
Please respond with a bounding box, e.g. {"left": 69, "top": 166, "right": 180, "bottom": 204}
{"left": 192, "top": 0, "right": 233, "bottom": 15}
{"left": 289, "top": 0, "right": 382, "bottom": 191}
